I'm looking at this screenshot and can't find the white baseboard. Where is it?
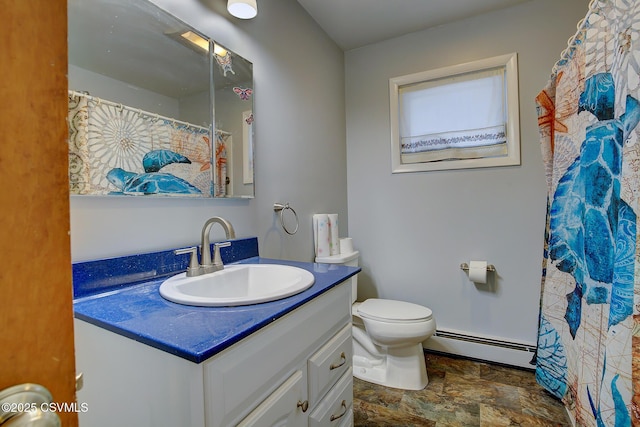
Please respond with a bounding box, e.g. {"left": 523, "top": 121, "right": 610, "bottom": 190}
{"left": 424, "top": 332, "right": 537, "bottom": 370}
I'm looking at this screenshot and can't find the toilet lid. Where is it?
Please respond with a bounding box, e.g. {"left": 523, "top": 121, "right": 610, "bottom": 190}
{"left": 357, "top": 298, "right": 432, "bottom": 322}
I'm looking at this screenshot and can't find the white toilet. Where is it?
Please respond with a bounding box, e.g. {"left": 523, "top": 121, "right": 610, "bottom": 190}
{"left": 316, "top": 250, "right": 436, "bottom": 390}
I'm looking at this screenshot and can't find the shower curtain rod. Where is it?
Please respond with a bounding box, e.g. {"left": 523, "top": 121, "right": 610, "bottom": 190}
{"left": 551, "top": 0, "right": 597, "bottom": 75}
{"left": 68, "top": 89, "right": 209, "bottom": 131}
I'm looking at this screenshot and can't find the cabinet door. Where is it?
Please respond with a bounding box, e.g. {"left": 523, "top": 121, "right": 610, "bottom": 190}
{"left": 238, "top": 370, "right": 307, "bottom": 427}
{"left": 204, "top": 284, "right": 351, "bottom": 427}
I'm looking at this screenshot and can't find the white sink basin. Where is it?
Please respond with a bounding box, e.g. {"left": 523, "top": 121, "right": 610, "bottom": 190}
{"left": 159, "top": 264, "right": 315, "bottom": 307}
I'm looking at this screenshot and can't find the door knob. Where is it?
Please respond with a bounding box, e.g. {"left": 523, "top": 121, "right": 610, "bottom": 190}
{"left": 75, "top": 373, "right": 84, "bottom": 392}
{"left": 0, "top": 383, "right": 60, "bottom": 426}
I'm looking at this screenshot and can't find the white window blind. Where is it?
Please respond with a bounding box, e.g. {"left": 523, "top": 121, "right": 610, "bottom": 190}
{"left": 398, "top": 66, "right": 508, "bottom": 163}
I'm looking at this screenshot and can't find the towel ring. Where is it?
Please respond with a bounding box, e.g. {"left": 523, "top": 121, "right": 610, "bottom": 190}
{"left": 274, "top": 203, "right": 299, "bottom": 235}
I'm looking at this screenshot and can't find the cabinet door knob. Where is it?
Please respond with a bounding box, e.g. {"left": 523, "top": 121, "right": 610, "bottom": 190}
{"left": 330, "top": 400, "right": 347, "bottom": 422}
{"left": 329, "top": 352, "right": 346, "bottom": 370}
{"left": 297, "top": 400, "right": 309, "bottom": 412}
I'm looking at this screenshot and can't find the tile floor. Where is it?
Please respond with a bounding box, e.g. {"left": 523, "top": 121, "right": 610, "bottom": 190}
{"left": 353, "top": 352, "right": 570, "bottom": 426}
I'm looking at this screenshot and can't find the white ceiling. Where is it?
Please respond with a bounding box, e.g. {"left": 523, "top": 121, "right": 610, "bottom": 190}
{"left": 295, "top": 0, "right": 532, "bottom": 51}
{"left": 69, "top": 0, "right": 534, "bottom": 97}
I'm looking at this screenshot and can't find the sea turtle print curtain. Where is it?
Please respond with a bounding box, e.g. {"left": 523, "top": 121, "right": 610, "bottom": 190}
{"left": 68, "top": 92, "right": 213, "bottom": 196}
{"left": 535, "top": 1, "right": 640, "bottom": 425}
{"left": 214, "top": 131, "right": 230, "bottom": 197}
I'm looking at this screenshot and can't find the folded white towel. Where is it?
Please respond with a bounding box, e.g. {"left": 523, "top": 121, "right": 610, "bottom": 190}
{"left": 328, "top": 214, "right": 339, "bottom": 255}
{"left": 313, "top": 214, "right": 330, "bottom": 257}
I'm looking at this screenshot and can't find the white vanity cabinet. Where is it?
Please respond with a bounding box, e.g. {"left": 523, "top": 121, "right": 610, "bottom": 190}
{"left": 75, "top": 279, "right": 354, "bottom": 427}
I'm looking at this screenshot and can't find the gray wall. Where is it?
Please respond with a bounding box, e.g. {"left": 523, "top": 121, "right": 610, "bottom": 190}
{"left": 344, "top": 0, "right": 589, "bottom": 347}
{"left": 70, "top": 0, "right": 347, "bottom": 263}
{"left": 70, "top": 0, "right": 592, "bottom": 361}
{"left": 69, "top": 65, "right": 182, "bottom": 119}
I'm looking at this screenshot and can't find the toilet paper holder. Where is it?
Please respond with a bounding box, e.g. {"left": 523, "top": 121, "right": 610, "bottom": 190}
{"left": 460, "top": 263, "right": 496, "bottom": 272}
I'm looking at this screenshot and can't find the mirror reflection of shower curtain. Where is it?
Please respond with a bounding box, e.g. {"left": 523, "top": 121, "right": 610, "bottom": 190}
{"left": 214, "top": 131, "right": 230, "bottom": 197}
{"left": 243, "top": 110, "right": 254, "bottom": 184}
{"left": 68, "top": 91, "right": 212, "bottom": 196}
{"left": 535, "top": 1, "right": 640, "bottom": 425}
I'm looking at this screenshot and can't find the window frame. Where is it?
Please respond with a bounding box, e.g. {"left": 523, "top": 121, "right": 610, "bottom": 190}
{"left": 389, "top": 52, "right": 520, "bottom": 173}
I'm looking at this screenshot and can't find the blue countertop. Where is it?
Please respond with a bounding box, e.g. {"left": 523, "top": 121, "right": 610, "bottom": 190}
{"left": 73, "top": 238, "right": 360, "bottom": 363}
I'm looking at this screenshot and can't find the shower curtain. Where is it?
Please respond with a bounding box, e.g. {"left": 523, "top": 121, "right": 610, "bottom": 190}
{"left": 68, "top": 92, "right": 212, "bottom": 196}
{"left": 535, "top": 1, "right": 640, "bottom": 425}
{"left": 214, "top": 131, "right": 230, "bottom": 197}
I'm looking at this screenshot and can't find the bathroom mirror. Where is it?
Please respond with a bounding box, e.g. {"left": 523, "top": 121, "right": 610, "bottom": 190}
{"left": 212, "top": 43, "right": 254, "bottom": 198}
{"left": 68, "top": 0, "right": 254, "bottom": 198}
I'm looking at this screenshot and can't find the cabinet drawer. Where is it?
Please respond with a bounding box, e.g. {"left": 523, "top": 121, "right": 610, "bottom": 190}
{"left": 309, "top": 369, "right": 353, "bottom": 427}
{"left": 308, "top": 324, "right": 352, "bottom": 405}
{"left": 238, "top": 370, "right": 307, "bottom": 427}
{"left": 337, "top": 409, "right": 353, "bottom": 427}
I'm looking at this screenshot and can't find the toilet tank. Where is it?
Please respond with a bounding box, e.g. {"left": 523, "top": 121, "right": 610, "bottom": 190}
{"left": 315, "top": 251, "right": 359, "bottom": 303}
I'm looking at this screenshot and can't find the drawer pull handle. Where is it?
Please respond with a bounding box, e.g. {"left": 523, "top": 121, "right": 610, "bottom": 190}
{"left": 297, "top": 400, "right": 309, "bottom": 412}
{"left": 330, "top": 400, "right": 347, "bottom": 422}
{"left": 329, "top": 352, "right": 346, "bottom": 370}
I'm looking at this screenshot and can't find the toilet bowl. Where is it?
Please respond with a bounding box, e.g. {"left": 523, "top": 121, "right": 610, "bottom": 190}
{"left": 315, "top": 249, "right": 436, "bottom": 390}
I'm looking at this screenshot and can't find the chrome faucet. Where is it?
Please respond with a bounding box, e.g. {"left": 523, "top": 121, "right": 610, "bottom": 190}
{"left": 200, "top": 217, "right": 235, "bottom": 274}
{"left": 174, "top": 217, "right": 236, "bottom": 277}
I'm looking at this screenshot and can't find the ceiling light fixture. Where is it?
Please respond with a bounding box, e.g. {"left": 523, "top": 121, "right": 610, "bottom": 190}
{"left": 227, "top": 0, "right": 257, "bottom": 19}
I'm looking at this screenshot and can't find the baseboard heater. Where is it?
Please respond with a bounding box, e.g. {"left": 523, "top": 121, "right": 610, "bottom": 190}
{"left": 433, "top": 329, "right": 537, "bottom": 353}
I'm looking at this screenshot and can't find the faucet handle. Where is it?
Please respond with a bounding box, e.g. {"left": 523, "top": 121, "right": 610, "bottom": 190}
{"left": 175, "top": 247, "right": 201, "bottom": 277}
{"left": 212, "top": 242, "right": 232, "bottom": 268}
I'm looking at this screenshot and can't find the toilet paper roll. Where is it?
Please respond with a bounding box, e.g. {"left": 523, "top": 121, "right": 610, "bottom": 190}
{"left": 313, "top": 214, "right": 330, "bottom": 257}
{"left": 468, "top": 260, "right": 488, "bottom": 284}
{"left": 339, "top": 237, "right": 354, "bottom": 254}
{"left": 328, "top": 214, "right": 339, "bottom": 255}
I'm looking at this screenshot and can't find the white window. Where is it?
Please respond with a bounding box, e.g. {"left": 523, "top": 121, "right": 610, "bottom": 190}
{"left": 390, "top": 53, "right": 520, "bottom": 172}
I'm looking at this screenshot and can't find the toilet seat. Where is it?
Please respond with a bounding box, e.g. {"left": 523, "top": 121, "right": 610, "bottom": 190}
{"left": 357, "top": 299, "right": 432, "bottom": 323}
